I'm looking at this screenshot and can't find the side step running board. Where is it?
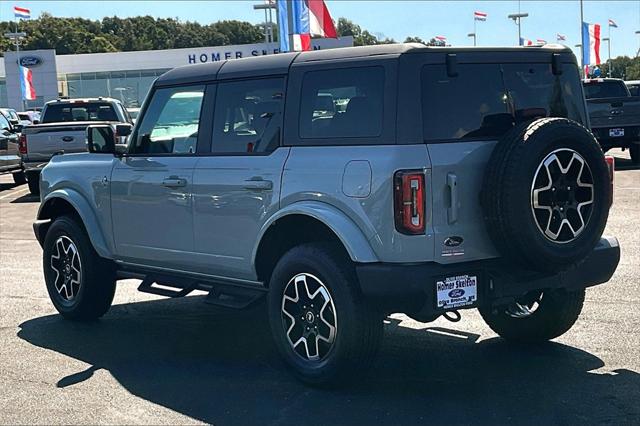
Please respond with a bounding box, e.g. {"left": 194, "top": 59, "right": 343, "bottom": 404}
{"left": 134, "top": 273, "right": 266, "bottom": 310}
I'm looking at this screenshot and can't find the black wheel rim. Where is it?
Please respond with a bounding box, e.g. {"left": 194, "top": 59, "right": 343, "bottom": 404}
{"left": 50, "top": 235, "right": 82, "bottom": 303}
{"left": 280, "top": 273, "right": 337, "bottom": 362}
{"left": 531, "top": 148, "right": 595, "bottom": 243}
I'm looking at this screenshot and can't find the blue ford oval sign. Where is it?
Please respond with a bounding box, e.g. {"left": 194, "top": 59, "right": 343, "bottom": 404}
{"left": 18, "top": 56, "right": 42, "bottom": 67}
{"left": 449, "top": 288, "right": 465, "bottom": 298}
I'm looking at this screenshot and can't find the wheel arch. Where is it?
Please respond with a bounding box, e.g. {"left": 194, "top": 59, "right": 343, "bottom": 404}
{"left": 37, "top": 190, "right": 113, "bottom": 259}
{"left": 252, "top": 202, "right": 379, "bottom": 284}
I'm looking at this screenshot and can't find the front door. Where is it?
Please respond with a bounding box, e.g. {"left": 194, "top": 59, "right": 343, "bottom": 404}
{"left": 111, "top": 85, "right": 207, "bottom": 270}
{"left": 191, "top": 77, "right": 288, "bottom": 280}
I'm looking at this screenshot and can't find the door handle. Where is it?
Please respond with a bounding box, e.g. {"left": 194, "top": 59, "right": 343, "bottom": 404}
{"left": 162, "top": 177, "right": 187, "bottom": 188}
{"left": 62, "top": 136, "right": 74, "bottom": 142}
{"left": 243, "top": 179, "right": 273, "bottom": 191}
{"left": 447, "top": 172, "right": 458, "bottom": 224}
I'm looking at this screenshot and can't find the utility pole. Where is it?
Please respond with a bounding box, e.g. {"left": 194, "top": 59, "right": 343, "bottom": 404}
{"left": 508, "top": 13, "right": 528, "bottom": 45}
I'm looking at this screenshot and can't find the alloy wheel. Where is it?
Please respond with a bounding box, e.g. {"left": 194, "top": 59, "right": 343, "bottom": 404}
{"left": 531, "top": 148, "right": 594, "bottom": 243}
{"left": 281, "top": 273, "right": 337, "bottom": 361}
{"left": 50, "top": 236, "right": 82, "bottom": 302}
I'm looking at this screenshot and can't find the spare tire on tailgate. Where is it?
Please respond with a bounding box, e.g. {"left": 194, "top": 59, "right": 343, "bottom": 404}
{"left": 482, "top": 118, "right": 611, "bottom": 271}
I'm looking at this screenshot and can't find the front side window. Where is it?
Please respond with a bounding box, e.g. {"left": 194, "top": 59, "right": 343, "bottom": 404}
{"left": 132, "top": 86, "right": 205, "bottom": 154}
{"left": 212, "top": 78, "right": 284, "bottom": 154}
{"left": 0, "top": 113, "right": 10, "bottom": 130}
{"left": 299, "top": 66, "right": 385, "bottom": 139}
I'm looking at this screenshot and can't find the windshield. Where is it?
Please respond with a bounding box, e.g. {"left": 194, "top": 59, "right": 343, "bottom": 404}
{"left": 582, "top": 81, "right": 629, "bottom": 99}
{"left": 42, "top": 102, "right": 119, "bottom": 123}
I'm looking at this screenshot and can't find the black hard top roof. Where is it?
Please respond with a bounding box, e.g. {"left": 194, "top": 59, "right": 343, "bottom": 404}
{"left": 155, "top": 43, "right": 575, "bottom": 87}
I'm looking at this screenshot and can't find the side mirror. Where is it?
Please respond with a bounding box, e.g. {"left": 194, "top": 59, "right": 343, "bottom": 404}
{"left": 32, "top": 119, "right": 39, "bottom": 125}
{"left": 87, "top": 124, "right": 116, "bottom": 154}
{"left": 13, "top": 124, "right": 23, "bottom": 132}
{"left": 115, "top": 123, "right": 133, "bottom": 137}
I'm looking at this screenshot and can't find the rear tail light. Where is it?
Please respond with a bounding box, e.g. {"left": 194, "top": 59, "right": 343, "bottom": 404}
{"left": 18, "top": 134, "right": 27, "bottom": 155}
{"left": 394, "top": 170, "right": 426, "bottom": 235}
{"left": 605, "top": 155, "right": 615, "bottom": 205}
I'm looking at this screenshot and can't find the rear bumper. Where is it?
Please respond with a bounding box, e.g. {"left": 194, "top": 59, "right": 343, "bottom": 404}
{"left": 356, "top": 237, "right": 620, "bottom": 318}
{"left": 591, "top": 126, "right": 640, "bottom": 148}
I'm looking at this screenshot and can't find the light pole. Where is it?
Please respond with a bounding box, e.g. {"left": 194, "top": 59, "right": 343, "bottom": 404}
{"left": 467, "top": 32, "right": 476, "bottom": 46}
{"left": 253, "top": 2, "right": 277, "bottom": 44}
{"left": 602, "top": 37, "right": 611, "bottom": 77}
{"left": 508, "top": 13, "right": 529, "bottom": 45}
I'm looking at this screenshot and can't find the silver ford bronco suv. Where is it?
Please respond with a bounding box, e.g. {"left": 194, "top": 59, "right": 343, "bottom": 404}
{"left": 34, "top": 44, "right": 620, "bottom": 386}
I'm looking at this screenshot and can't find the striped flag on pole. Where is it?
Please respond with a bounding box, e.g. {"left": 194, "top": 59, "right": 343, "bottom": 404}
{"left": 608, "top": 19, "right": 618, "bottom": 28}
{"left": 19, "top": 66, "right": 36, "bottom": 101}
{"left": 278, "top": 0, "right": 337, "bottom": 52}
{"left": 14, "top": 6, "right": 30, "bottom": 19}
{"left": 520, "top": 38, "right": 534, "bottom": 46}
{"left": 474, "top": 11, "right": 487, "bottom": 21}
{"left": 536, "top": 39, "right": 547, "bottom": 45}
{"left": 557, "top": 33, "right": 567, "bottom": 41}
{"left": 435, "top": 35, "right": 447, "bottom": 41}
{"left": 582, "top": 22, "right": 601, "bottom": 66}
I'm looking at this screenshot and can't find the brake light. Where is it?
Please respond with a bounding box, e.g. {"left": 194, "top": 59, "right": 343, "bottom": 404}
{"left": 605, "top": 155, "right": 615, "bottom": 205}
{"left": 18, "top": 134, "right": 27, "bottom": 155}
{"left": 394, "top": 170, "right": 426, "bottom": 235}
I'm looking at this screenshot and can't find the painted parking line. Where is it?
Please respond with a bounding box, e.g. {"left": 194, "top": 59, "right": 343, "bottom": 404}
{"left": 0, "top": 187, "right": 30, "bottom": 200}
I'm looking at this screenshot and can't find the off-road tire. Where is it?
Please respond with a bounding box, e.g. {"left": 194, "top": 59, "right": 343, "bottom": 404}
{"left": 482, "top": 118, "right": 611, "bottom": 271}
{"left": 479, "top": 288, "right": 586, "bottom": 342}
{"left": 630, "top": 144, "right": 640, "bottom": 165}
{"left": 43, "top": 215, "right": 116, "bottom": 320}
{"left": 12, "top": 170, "right": 26, "bottom": 185}
{"left": 267, "top": 243, "right": 382, "bottom": 386}
{"left": 26, "top": 171, "right": 40, "bottom": 195}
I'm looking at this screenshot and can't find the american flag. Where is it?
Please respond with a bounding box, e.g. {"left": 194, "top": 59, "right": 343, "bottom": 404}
{"left": 557, "top": 33, "right": 567, "bottom": 41}
{"left": 608, "top": 19, "right": 618, "bottom": 28}
{"left": 474, "top": 11, "right": 487, "bottom": 21}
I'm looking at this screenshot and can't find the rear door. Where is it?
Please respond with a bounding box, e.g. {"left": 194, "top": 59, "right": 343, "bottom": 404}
{"left": 110, "top": 85, "right": 206, "bottom": 269}
{"left": 191, "top": 77, "right": 288, "bottom": 280}
{"left": 418, "top": 57, "right": 585, "bottom": 262}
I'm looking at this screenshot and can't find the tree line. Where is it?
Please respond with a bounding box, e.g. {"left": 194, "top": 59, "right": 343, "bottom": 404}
{"left": 1, "top": 13, "right": 637, "bottom": 79}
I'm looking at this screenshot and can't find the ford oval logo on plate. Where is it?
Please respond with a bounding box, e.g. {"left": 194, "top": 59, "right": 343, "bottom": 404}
{"left": 449, "top": 288, "right": 465, "bottom": 298}
{"left": 18, "top": 56, "right": 42, "bottom": 67}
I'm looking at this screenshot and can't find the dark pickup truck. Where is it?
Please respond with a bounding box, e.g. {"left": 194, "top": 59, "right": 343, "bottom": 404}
{"left": 583, "top": 78, "right": 640, "bottom": 163}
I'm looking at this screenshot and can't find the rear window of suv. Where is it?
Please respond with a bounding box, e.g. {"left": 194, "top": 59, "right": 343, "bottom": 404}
{"left": 42, "top": 102, "right": 119, "bottom": 123}
{"left": 422, "top": 63, "right": 585, "bottom": 141}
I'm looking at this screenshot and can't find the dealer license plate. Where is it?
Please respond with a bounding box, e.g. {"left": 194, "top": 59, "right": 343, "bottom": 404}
{"left": 609, "top": 128, "right": 624, "bottom": 137}
{"left": 436, "top": 274, "right": 478, "bottom": 309}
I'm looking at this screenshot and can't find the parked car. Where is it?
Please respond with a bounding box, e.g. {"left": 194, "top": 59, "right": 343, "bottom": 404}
{"left": 583, "top": 78, "right": 640, "bottom": 163}
{"left": 0, "top": 107, "right": 28, "bottom": 131}
{"left": 625, "top": 80, "right": 640, "bottom": 97}
{"left": 0, "top": 110, "right": 25, "bottom": 184}
{"left": 17, "top": 111, "right": 40, "bottom": 124}
{"left": 34, "top": 44, "right": 619, "bottom": 386}
{"left": 19, "top": 97, "right": 132, "bottom": 195}
{"left": 126, "top": 107, "right": 141, "bottom": 123}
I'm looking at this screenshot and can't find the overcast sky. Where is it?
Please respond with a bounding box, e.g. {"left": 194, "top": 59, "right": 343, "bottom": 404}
{"left": 2, "top": 1, "right": 640, "bottom": 60}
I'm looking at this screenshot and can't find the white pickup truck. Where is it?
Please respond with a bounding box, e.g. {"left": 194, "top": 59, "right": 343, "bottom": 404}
{"left": 20, "top": 98, "right": 132, "bottom": 194}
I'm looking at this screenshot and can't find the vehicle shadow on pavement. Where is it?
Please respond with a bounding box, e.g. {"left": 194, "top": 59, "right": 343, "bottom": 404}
{"left": 10, "top": 193, "right": 39, "bottom": 203}
{"left": 612, "top": 155, "right": 640, "bottom": 171}
{"left": 0, "top": 182, "right": 21, "bottom": 192}
{"left": 18, "top": 296, "right": 640, "bottom": 425}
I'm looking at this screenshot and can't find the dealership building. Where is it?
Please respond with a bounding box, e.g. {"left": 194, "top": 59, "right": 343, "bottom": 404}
{"left": 0, "top": 36, "right": 352, "bottom": 111}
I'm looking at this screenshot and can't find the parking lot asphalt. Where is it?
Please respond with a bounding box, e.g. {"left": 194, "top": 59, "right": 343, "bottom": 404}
{"left": 0, "top": 150, "right": 639, "bottom": 425}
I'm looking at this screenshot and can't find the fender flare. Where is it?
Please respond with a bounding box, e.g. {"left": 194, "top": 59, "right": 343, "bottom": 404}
{"left": 37, "top": 189, "right": 113, "bottom": 259}
{"left": 252, "top": 201, "right": 379, "bottom": 267}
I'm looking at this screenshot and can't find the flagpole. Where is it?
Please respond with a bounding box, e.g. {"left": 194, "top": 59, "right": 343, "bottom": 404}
{"left": 287, "top": 0, "right": 294, "bottom": 52}
{"left": 474, "top": 16, "right": 477, "bottom": 46}
{"left": 580, "top": 0, "right": 585, "bottom": 76}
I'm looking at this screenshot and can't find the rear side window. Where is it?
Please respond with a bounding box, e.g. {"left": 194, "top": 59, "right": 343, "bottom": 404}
{"left": 629, "top": 84, "right": 640, "bottom": 97}
{"left": 212, "top": 78, "right": 284, "bottom": 154}
{"left": 422, "top": 63, "right": 587, "bottom": 141}
{"left": 42, "top": 102, "right": 118, "bottom": 123}
{"left": 299, "top": 66, "right": 384, "bottom": 139}
{"left": 132, "top": 86, "right": 205, "bottom": 154}
{"left": 422, "top": 64, "right": 510, "bottom": 140}
{"left": 583, "top": 81, "right": 629, "bottom": 99}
